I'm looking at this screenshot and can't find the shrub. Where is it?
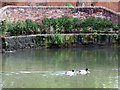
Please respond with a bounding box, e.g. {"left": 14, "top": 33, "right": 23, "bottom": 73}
{"left": 25, "top": 19, "right": 39, "bottom": 33}
{"left": 82, "top": 17, "right": 115, "bottom": 31}
{"left": 0, "top": 20, "right": 7, "bottom": 34}
{"left": 2, "top": 19, "right": 40, "bottom": 35}
{"left": 25, "top": 19, "right": 34, "bottom": 30}
{"left": 99, "top": 18, "right": 113, "bottom": 30}
{"left": 42, "top": 18, "right": 51, "bottom": 30}
{"left": 1, "top": 17, "right": 119, "bottom": 36}
{"left": 41, "top": 16, "right": 75, "bottom": 33}
{"left": 60, "top": 16, "right": 74, "bottom": 33}
{"left": 112, "top": 24, "right": 119, "bottom": 31}
{"left": 73, "top": 18, "right": 82, "bottom": 29}
{"left": 5, "top": 20, "right": 27, "bottom": 35}
{"left": 83, "top": 27, "right": 90, "bottom": 31}
{"left": 5, "top": 21, "right": 16, "bottom": 35}
{"left": 56, "top": 17, "right": 64, "bottom": 32}
{"left": 41, "top": 17, "right": 118, "bottom": 33}
{"left": 81, "top": 17, "right": 95, "bottom": 27}
{"left": 15, "top": 20, "right": 27, "bottom": 35}
{"left": 49, "top": 18, "right": 56, "bottom": 28}
{"left": 51, "top": 33, "right": 63, "bottom": 44}
{"left": 64, "top": 3, "right": 73, "bottom": 6}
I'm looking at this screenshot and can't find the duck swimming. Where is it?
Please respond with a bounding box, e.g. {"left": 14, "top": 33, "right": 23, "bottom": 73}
{"left": 78, "top": 68, "right": 90, "bottom": 75}
{"left": 65, "top": 70, "right": 76, "bottom": 76}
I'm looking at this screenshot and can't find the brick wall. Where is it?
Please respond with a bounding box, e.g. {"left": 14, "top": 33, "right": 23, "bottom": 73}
{"left": 0, "top": 6, "right": 120, "bottom": 24}
{"left": 47, "top": 2, "right": 76, "bottom": 6}
{"left": 2, "top": 34, "right": 119, "bottom": 51}
{"left": 0, "top": 2, "right": 2, "bottom": 8}
{"left": 94, "top": 2, "right": 119, "bottom": 12}
{"left": 1, "top": 2, "right": 120, "bottom": 12}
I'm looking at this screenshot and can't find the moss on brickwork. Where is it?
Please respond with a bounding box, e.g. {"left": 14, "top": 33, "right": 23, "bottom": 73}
{"left": 63, "top": 35, "right": 74, "bottom": 43}
{"left": 74, "top": 35, "right": 82, "bottom": 42}
{"left": 1, "top": 34, "right": 120, "bottom": 51}
{"left": 35, "top": 36, "right": 46, "bottom": 45}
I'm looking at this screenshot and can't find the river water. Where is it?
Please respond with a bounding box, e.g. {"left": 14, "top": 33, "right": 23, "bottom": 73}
{"left": 0, "top": 47, "right": 119, "bottom": 88}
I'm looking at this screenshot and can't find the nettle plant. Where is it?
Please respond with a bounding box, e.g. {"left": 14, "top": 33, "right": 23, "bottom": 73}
{"left": 25, "top": 19, "right": 39, "bottom": 34}
{"left": 51, "top": 33, "right": 63, "bottom": 45}
{"left": 1, "top": 16, "right": 119, "bottom": 36}
{"left": 2, "top": 19, "right": 39, "bottom": 35}
{"left": 0, "top": 20, "right": 5, "bottom": 34}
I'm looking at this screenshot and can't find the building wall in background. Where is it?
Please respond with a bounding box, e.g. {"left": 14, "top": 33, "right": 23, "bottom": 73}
{"left": 94, "top": 2, "right": 120, "bottom": 12}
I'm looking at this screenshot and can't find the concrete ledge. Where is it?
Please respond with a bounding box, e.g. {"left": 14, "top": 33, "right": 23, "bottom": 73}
{"left": 0, "top": 6, "right": 120, "bottom": 14}
{"left": 1, "top": 34, "right": 120, "bottom": 52}
{"left": 4, "top": 33, "right": 119, "bottom": 38}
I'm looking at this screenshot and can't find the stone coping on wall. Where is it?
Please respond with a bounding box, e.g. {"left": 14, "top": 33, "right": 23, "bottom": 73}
{"left": 0, "top": 6, "right": 120, "bottom": 18}
{"left": 4, "top": 33, "right": 118, "bottom": 39}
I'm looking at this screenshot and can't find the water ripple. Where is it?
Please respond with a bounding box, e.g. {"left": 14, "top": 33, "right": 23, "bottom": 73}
{"left": 4, "top": 71, "right": 67, "bottom": 76}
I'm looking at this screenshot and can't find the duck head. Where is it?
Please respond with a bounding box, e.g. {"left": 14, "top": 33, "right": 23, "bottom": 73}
{"left": 72, "top": 70, "right": 74, "bottom": 72}
{"left": 86, "top": 68, "right": 89, "bottom": 71}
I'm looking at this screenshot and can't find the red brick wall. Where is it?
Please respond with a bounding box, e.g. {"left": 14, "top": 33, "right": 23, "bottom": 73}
{"left": 0, "top": 2, "right": 2, "bottom": 8}
{"left": 94, "top": 2, "right": 119, "bottom": 12}
{"left": 1, "top": 2, "right": 120, "bottom": 12}
{"left": 1, "top": 6, "right": 119, "bottom": 24}
{"left": 47, "top": 2, "right": 76, "bottom": 6}
{"left": 46, "top": 2, "right": 120, "bottom": 12}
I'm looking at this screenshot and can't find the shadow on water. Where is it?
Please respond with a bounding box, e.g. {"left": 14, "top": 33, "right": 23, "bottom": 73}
{"left": 1, "top": 47, "right": 119, "bottom": 88}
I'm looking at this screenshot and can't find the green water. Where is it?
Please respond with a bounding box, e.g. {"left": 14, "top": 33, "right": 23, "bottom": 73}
{"left": 0, "top": 47, "right": 119, "bottom": 88}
